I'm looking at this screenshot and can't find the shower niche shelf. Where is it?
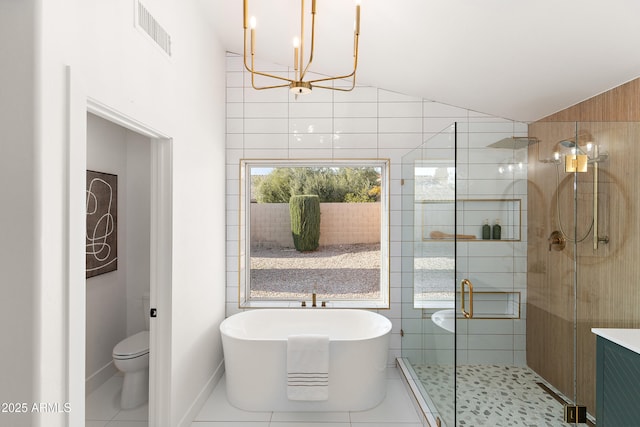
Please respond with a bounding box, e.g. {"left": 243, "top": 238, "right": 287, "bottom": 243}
{"left": 418, "top": 199, "right": 521, "bottom": 242}
{"left": 459, "top": 291, "right": 521, "bottom": 320}
{"left": 418, "top": 291, "right": 521, "bottom": 319}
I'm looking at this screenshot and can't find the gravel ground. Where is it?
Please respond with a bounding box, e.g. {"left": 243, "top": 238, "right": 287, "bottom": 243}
{"left": 250, "top": 243, "right": 380, "bottom": 300}
{"left": 414, "top": 256, "right": 455, "bottom": 302}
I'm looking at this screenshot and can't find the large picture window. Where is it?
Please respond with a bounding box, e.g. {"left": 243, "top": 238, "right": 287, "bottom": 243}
{"left": 238, "top": 159, "right": 390, "bottom": 308}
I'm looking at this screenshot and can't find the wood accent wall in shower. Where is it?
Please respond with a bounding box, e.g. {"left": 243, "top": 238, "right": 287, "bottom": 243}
{"left": 527, "top": 77, "right": 640, "bottom": 416}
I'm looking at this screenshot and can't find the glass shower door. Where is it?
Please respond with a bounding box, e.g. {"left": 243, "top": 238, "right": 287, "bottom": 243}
{"left": 401, "top": 120, "right": 549, "bottom": 426}
{"left": 528, "top": 121, "right": 622, "bottom": 426}
{"left": 401, "top": 124, "right": 457, "bottom": 426}
{"left": 454, "top": 121, "right": 534, "bottom": 425}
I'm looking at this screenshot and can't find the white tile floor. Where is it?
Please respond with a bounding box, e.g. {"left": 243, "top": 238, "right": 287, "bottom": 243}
{"left": 86, "top": 374, "right": 149, "bottom": 427}
{"left": 86, "top": 368, "right": 423, "bottom": 427}
{"left": 191, "top": 367, "right": 424, "bottom": 427}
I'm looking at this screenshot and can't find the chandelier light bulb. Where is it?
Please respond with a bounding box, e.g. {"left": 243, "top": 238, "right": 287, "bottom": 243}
{"left": 293, "top": 37, "right": 300, "bottom": 74}
{"left": 249, "top": 16, "right": 256, "bottom": 29}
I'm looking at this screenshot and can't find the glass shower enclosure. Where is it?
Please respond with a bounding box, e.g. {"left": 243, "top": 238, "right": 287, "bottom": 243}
{"left": 400, "top": 120, "right": 624, "bottom": 426}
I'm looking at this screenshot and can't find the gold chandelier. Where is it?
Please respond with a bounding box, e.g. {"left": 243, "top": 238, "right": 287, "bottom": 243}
{"left": 243, "top": 0, "right": 361, "bottom": 95}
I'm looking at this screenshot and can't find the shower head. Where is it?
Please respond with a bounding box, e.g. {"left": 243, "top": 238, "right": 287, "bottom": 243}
{"left": 559, "top": 139, "right": 588, "bottom": 154}
{"left": 556, "top": 130, "right": 594, "bottom": 153}
{"left": 487, "top": 136, "right": 539, "bottom": 150}
{"left": 559, "top": 140, "right": 576, "bottom": 148}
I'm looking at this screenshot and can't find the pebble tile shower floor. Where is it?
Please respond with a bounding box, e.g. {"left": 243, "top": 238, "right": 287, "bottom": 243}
{"left": 412, "top": 364, "right": 592, "bottom": 426}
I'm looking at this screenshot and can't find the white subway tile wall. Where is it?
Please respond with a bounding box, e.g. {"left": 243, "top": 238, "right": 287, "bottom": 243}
{"left": 225, "top": 52, "right": 529, "bottom": 366}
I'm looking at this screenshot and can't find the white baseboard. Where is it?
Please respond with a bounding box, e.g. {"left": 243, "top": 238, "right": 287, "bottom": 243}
{"left": 85, "top": 361, "right": 118, "bottom": 396}
{"left": 178, "top": 359, "right": 225, "bottom": 427}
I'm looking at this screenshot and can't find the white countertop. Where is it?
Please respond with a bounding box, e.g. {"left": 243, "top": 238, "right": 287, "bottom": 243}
{"left": 592, "top": 328, "right": 640, "bottom": 355}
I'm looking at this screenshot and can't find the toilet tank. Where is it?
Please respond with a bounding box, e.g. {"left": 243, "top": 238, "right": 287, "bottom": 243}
{"left": 143, "top": 292, "right": 151, "bottom": 330}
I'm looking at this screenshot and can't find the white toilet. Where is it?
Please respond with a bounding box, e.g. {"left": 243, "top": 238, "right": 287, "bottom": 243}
{"left": 112, "top": 293, "right": 150, "bottom": 409}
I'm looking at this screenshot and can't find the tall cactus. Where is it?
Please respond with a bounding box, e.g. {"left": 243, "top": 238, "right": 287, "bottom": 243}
{"left": 289, "top": 195, "right": 320, "bottom": 252}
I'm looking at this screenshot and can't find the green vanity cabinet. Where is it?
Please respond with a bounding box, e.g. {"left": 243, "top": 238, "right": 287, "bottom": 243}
{"left": 594, "top": 329, "right": 640, "bottom": 427}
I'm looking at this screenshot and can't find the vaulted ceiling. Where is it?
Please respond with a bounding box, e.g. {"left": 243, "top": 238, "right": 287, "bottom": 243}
{"left": 203, "top": 0, "right": 640, "bottom": 122}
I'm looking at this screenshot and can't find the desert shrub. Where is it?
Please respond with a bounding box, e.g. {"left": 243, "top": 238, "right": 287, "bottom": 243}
{"left": 289, "top": 195, "right": 320, "bottom": 252}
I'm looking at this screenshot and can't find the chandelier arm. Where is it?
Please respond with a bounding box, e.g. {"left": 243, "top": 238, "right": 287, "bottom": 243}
{"left": 312, "top": 71, "right": 357, "bottom": 92}
{"left": 308, "top": 32, "right": 358, "bottom": 85}
{"left": 242, "top": 28, "right": 252, "bottom": 73}
{"left": 250, "top": 82, "right": 291, "bottom": 90}
{"left": 247, "top": 69, "right": 294, "bottom": 84}
{"left": 299, "top": 6, "right": 316, "bottom": 82}
{"left": 308, "top": 71, "right": 356, "bottom": 84}
{"left": 243, "top": 29, "right": 294, "bottom": 85}
{"left": 298, "top": 0, "right": 305, "bottom": 77}
{"left": 312, "top": 84, "right": 356, "bottom": 92}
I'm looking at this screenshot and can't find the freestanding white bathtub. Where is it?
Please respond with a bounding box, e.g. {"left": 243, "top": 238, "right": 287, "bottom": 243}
{"left": 220, "top": 309, "right": 392, "bottom": 412}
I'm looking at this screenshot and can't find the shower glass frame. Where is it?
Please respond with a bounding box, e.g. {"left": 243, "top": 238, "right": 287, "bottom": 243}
{"left": 400, "top": 120, "right": 620, "bottom": 426}
{"left": 400, "top": 123, "right": 457, "bottom": 425}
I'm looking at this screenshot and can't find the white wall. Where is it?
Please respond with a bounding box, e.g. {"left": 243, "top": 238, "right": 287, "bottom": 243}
{"left": 0, "top": 2, "right": 38, "bottom": 427}
{"left": 0, "top": 1, "right": 227, "bottom": 426}
{"left": 167, "top": 4, "right": 227, "bottom": 426}
{"left": 224, "top": 53, "right": 527, "bottom": 366}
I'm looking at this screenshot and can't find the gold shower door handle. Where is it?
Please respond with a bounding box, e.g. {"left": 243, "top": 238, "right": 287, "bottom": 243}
{"left": 461, "top": 279, "right": 474, "bottom": 319}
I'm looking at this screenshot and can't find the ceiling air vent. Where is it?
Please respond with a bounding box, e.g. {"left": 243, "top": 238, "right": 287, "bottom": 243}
{"left": 136, "top": 1, "right": 172, "bottom": 57}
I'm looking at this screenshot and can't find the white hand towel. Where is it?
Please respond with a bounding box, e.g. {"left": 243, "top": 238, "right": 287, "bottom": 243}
{"left": 287, "top": 334, "right": 329, "bottom": 401}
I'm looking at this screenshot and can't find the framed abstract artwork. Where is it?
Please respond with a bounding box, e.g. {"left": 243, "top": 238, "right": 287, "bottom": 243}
{"left": 86, "top": 170, "right": 118, "bottom": 278}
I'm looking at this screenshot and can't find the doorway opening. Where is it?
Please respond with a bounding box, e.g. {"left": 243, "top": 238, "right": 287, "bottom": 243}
{"left": 83, "top": 100, "right": 173, "bottom": 426}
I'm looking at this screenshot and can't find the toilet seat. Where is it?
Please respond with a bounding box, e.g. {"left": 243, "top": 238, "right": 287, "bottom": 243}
{"left": 113, "top": 331, "right": 149, "bottom": 359}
